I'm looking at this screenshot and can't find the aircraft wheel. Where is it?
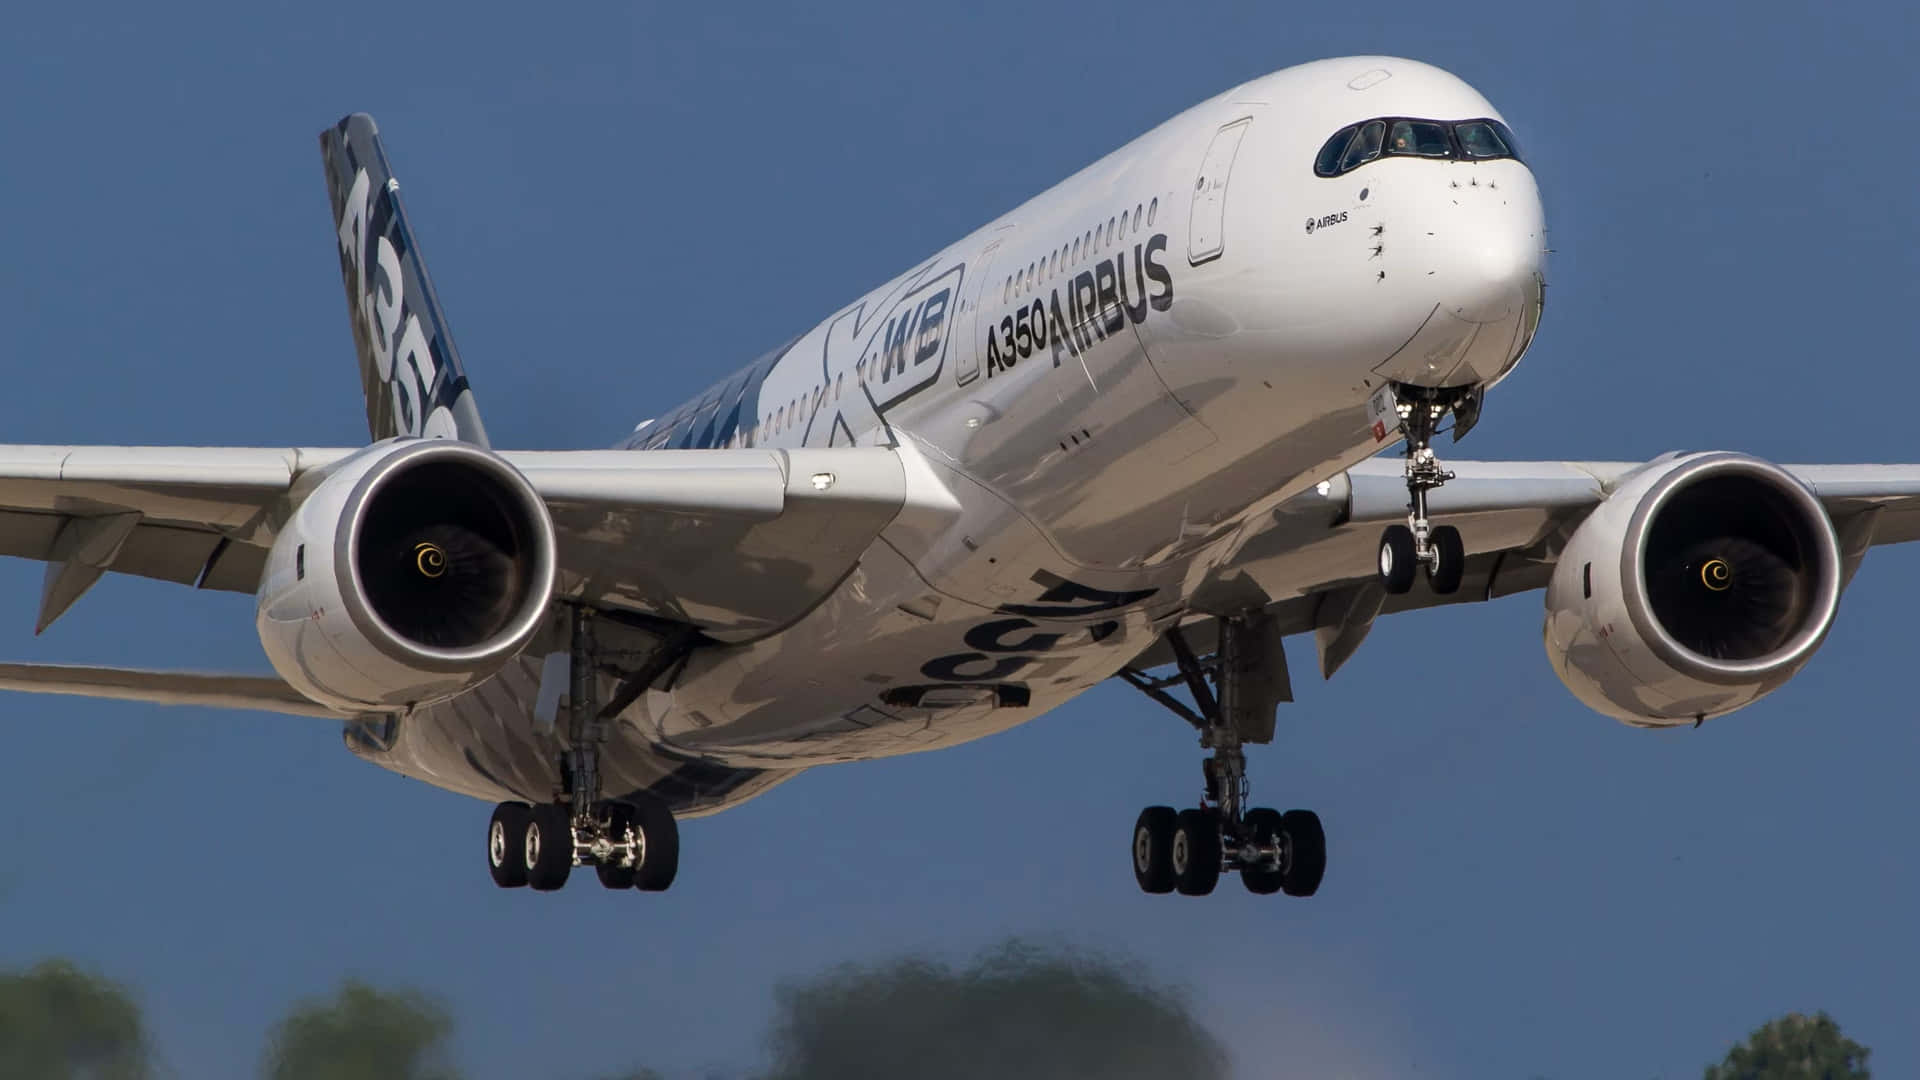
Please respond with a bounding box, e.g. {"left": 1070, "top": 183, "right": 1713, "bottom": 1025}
{"left": 1240, "top": 808, "right": 1285, "bottom": 895}
{"left": 487, "top": 802, "right": 531, "bottom": 888}
{"left": 633, "top": 798, "right": 680, "bottom": 893}
{"left": 1379, "top": 526, "right": 1417, "bottom": 594}
{"left": 1280, "top": 809, "right": 1326, "bottom": 898}
{"left": 1132, "top": 806, "right": 1178, "bottom": 894}
{"left": 1172, "top": 808, "right": 1221, "bottom": 896}
{"left": 1428, "top": 525, "right": 1465, "bottom": 595}
{"left": 525, "top": 804, "right": 574, "bottom": 892}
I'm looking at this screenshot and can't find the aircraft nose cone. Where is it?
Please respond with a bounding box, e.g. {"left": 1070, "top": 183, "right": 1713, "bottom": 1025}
{"left": 1446, "top": 220, "right": 1541, "bottom": 324}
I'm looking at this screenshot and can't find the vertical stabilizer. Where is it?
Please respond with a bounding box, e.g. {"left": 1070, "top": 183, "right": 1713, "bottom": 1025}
{"left": 319, "top": 114, "right": 489, "bottom": 446}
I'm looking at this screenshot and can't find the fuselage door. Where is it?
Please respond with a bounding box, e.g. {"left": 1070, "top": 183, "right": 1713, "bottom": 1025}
{"left": 958, "top": 235, "right": 1008, "bottom": 386}
{"left": 1188, "top": 118, "right": 1252, "bottom": 265}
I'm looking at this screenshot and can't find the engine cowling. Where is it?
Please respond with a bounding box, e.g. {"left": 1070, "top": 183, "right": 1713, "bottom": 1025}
{"left": 256, "top": 439, "right": 557, "bottom": 711}
{"left": 1544, "top": 452, "right": 1842, "bottom": 727}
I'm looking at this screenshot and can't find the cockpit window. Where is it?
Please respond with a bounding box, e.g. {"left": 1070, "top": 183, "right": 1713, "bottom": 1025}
{"left": 1455, "top": 120, "right": 1512, "bottom": 159}
{"left": 1388, "top": 120, "right": 1451, "bottom": 158}
{"left": 1313, "top": 116, "right": 1524, "bottom": 177}
{"left": 1314, "top": 125, "right": 1356, "bottom": 178}
{"left": 1338, "top": 121, "right": 1385, "bottom": 172}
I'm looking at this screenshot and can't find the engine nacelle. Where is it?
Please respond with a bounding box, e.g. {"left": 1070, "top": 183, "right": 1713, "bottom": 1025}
{"left": 256, "top": 439, "right": 556, "bottom": 711}
{"left": 1544, "top": 452, "right": 1841, "bottom": 727}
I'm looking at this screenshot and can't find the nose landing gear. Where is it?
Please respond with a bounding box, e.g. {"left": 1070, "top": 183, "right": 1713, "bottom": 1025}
{"left": 1375, "top": 384, "right": 1478, "bottom": 596}
{"left": 1119, "top": 615, "right": 1324, "bottom": 899}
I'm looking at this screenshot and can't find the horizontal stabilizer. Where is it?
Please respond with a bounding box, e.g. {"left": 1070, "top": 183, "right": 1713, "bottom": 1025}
{"left": 0, "top": 662, "right": 347, "bottom": 718}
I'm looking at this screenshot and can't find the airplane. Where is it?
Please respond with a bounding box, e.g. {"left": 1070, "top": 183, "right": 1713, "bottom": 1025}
{"left": 2, "top": 54, "right": 1911, "bottom": 899}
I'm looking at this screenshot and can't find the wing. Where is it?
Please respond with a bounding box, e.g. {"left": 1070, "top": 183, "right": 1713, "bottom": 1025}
{"left": 1150, "top": 457, "right": 1920, "bottom": 680}
{"left": 0, "top": 442, "right": 953, "bottom": 635}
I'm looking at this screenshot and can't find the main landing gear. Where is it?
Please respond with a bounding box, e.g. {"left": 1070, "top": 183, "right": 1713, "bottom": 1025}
{"left": 1376, "top": 383, "right": 1479, "bottom": 597}
{"left": 1117, "top": 615, "right": 1324, "bottom": 898}
{"left": 486, "top": 606, "right": 681, "bottom": 894}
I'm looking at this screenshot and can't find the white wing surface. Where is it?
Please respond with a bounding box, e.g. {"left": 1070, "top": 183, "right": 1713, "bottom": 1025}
{"left": 0, "top": 441, "right": 954, "bottom": 640}
{"left": 1150, "top": 457, "right": 1920, "bottom": 680}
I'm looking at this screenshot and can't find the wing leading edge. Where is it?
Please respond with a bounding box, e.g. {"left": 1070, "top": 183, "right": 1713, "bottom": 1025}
{"left": 1156, "top": 457, "right": 1920, "bottom": 681}
{"left": 0, "top": 442, "right": 956, "bottom": 638}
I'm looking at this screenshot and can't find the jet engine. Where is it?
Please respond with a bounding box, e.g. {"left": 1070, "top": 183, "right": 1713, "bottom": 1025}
{"left": 256, "top": 439, "right": 556, "bottom": 711}
{"left": 1543, "top": 452, "right": 1841, "bottom": 726}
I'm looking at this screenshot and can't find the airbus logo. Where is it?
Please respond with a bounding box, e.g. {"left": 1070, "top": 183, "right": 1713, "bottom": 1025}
{"left": 1306, "top": 210, "right": 1349, "bottom": 236}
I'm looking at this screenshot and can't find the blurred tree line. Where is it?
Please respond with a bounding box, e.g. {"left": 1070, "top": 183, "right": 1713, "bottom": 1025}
{"left": 0, "top": 945, "right": 1874, "bottom": 1078}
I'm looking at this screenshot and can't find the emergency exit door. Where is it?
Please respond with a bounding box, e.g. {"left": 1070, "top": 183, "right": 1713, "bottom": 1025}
{"left": 1188, "top": 118, "right": 1251, "bottom": 265}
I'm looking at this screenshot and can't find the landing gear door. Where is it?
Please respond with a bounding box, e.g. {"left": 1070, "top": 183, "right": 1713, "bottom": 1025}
{"left": 1188, "top": 118, "right": 1251, "bottom": 266}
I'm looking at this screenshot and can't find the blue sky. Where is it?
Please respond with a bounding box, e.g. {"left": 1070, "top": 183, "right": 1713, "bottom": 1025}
{"left": 1, "top": 2, "right": 1917, "bottom": 1077}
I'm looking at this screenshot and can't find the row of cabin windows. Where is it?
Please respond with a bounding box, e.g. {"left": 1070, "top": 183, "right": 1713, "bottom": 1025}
{"left": 1003, "top": 196, "right": 1159, "bottom": 304}
{"left": 689, "top": 351, "right": 923, "bottom": 449}
{"left": 663, "top": 193, "right": 1175, "bottom": 451}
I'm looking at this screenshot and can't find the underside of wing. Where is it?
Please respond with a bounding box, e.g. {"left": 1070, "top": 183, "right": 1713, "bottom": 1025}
{"left": 0, "top": 442, "right": 956, "bottom": 644}
{"left": 502, "top": 445, "right": 958, "bottom": 639}
{"left": 1157, "top": 455, "right": 1920, "bottom": 684}
{"left": 0, "top": 446, "right": 355, "bottom": 630}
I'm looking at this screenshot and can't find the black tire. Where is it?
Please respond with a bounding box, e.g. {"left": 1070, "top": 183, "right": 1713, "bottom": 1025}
{"left": 1428, "top": 525, "right": 1465, "bottom": 595}
{"left": 595, "top": 803, "right": 638, "bottom": 890}
{"left": 525, "top": 803, "right": 574, "bottom": 892}
{"left": 1379, "top": 526, "right": 1417, "bottom": 594}
{"left": 633, "top": 798, "right": 680, "bottom": 892}
{"left": 1132, "top": 806, "right": 1178, "bottom": 894}
{"left": 1240, "top": 808, "right": 1285, "bottom": 895}
{"left": 1172, "top": 808, "right": 1221, "bottom": 897}
{"left": 487, "top": 802, "right": 531, "bottom": 888}
{"left": 1280, "top": 809, "right": 1326, "bottom": 898}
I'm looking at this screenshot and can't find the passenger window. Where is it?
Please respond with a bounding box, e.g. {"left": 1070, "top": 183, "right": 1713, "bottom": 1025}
{"left": 1454, "top": 120, "right": 1510, "bottom": 159}
{"left": 1147, "top": 198, "right": 1157, "bottom": 225}
{"left": 1339, "top": 121, "right": 1385, "bottom": 172}
{"left": 1072, "top": 238, "right": 1080, "bottom": 260}
{"left": 1387, "top": 120, "right": 1452, "bottom": 158}
{"left": 1314, "top": 124, "right": 1358, "bottom": 177}
{"left": 1120, "top": 210, "right": 1129, "bottom": 235}
{"left": 1135, "top": 203, "right": 1144, "bottom": 229}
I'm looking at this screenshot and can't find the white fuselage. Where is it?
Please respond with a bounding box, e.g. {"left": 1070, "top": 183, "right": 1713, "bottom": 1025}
{"left": 359, "top": 57, "right": 1546, "bottom": 810}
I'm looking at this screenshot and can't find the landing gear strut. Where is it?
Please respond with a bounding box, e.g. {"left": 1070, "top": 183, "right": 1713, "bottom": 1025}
{"left": 486, "top": 606, "right": 681, "bottom": 893}
{"left": 1376, "top": 383, "right": 1477, "bottom": 596}
{"left": 1117, "top": 616, "right": 1324, "bottom": 898}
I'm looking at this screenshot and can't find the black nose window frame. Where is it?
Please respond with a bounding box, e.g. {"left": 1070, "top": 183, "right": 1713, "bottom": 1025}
{"left": 1313, "top": 117, "right": 1524, "bottom": 177}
